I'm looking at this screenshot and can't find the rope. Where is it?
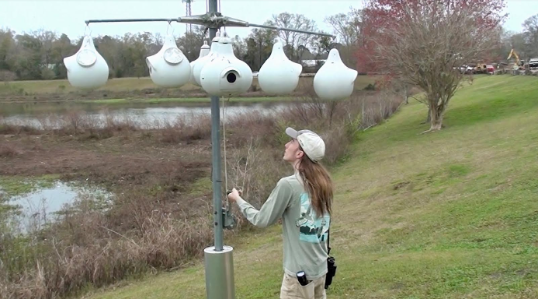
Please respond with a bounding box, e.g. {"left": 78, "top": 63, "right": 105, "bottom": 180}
{"left": 84, "top": 24, "right": 92, "bottom": 36}
{"left": 242, "top": 137, "right": 251, "bottom": 193}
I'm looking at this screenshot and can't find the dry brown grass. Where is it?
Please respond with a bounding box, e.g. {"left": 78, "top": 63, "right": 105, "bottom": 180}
{"left": 158, "top": 113, "right": 212, "bottom": 144}
{"left": 0, "top": 187, "right": 214, "bottom": 298}
{"left": 0, "top": 123, "right": 40, "bottom": 135}
{"left": 0, "top": 143, "right": 21, "bottom": 157}
{"left": 0, "top": 88, "right": 404, "bottom": 298}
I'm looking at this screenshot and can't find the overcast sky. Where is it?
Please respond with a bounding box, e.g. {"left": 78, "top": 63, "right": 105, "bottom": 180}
{"left": 0, "top": 0, "right": 536, "bottom": 41}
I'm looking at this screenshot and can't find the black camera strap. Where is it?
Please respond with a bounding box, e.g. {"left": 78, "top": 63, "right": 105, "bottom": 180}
{"left": 327, "top": 220, "right": 331, "bottom": 255}
{"left": 324, "top": 218, "right": 336, "bottom": 290}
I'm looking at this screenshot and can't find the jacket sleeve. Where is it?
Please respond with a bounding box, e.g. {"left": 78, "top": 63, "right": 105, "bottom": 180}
{"left": 235, "top": 179, "right": 293, "bottom": 228}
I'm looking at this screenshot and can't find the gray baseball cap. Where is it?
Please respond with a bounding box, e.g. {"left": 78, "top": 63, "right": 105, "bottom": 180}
{"left": 285, "top": 127, "right": 326, "bottom": 162}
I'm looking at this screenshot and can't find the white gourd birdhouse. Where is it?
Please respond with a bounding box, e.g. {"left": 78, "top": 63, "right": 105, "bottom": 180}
{"left": 200, "top": 35, "right": 253, "bottom": 97}
{"left": 258, "top": 42, "right": 302, "bottom": 95}
{"left": 192, "top": 35, "right": 221, "bottom": 86}
{"left": 146, "top": 33, "right": 191, "bottom": 87}
{"left": 64, "top": 35, "right": 109, "bottom": 89}
{"left": 190, "top": 41, "right": 211, "bottom": 86}
{"left": 313, "top": 48, "right": 358, "bottom": 100}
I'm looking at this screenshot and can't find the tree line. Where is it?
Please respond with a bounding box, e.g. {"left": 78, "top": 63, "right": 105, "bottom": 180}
{"left": 1, "top": 6, "right": 537, "bottom": 88}
{"left": 0, "top": 12, "right": 355, "bottom": 81}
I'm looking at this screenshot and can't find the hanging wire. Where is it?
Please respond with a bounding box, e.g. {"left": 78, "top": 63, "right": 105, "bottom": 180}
{"left": 241, "top": 136, "right": 252, "bottom": 198}
{"left": 166, "top": 21, "right": 174, "bottom": 35}
{"left": 84, "top": 24, "right": 92, "bottom": 36}
{"left": 222, "top": 97, "right": 227, "bottom": 192}
{"left": 222, "top": 96, "right": 230, "bottom": 196}
{"left": 202, "top": 26, "right": 210, "bottom": 41}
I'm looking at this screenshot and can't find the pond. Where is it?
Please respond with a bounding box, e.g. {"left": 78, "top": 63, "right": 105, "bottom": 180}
{"left": 0, "top": 180, "right": 113, "bottom": 234}
{"left": 0, "top": 101, "right": 292, "bottom": 129}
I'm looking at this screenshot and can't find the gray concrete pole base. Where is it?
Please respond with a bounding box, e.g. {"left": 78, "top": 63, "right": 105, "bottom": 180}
{"left": 204, "top": 245, "right": 235, "bottom": 299}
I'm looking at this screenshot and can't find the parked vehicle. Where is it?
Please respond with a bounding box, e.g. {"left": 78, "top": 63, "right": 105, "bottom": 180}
{"left": 529, "top": 58, "right": 538, "bottom": 70}
{"left": 457, "top": 65, "right": 474, "bottom": 74}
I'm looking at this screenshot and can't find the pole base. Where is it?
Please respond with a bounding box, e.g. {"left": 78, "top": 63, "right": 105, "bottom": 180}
{"left": 204, "top": 245, "right": 235, "bottom": 299}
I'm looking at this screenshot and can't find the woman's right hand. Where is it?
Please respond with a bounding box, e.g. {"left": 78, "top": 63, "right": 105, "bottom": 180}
{"left": 227, "top": 188, "right": 242, "bottom": 203}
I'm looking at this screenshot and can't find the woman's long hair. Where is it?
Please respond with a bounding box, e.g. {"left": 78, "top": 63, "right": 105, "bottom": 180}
{"left": 297, "top": 153, "right": 333, "bottom": 217}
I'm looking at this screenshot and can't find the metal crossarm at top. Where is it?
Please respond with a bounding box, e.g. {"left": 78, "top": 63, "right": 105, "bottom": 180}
{"left": 85, "top": 18, "right": 179, "bottom": 25}
{"left": 85, "top": 13, "right": 335, "bottom": 38}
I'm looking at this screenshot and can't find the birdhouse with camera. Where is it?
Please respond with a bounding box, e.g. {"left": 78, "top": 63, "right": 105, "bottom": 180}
{"left": 200, "top": 34, "right": 253, "bottom": 97}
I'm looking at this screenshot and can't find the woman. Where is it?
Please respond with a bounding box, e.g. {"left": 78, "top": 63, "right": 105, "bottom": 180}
{"left": 227, "top": 127, "right": 333, "bottom": 299}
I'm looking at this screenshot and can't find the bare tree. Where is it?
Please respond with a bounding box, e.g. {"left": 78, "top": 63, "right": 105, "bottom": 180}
{"left": 269, "top": 13, "right": 317, "bottom": 62}
{"left": 325, "top": 7, "right": 363, "bottom": 47}
{"left": 523, "top": 14, "right": 538, "bottom": 58}
{"left": 232, "top": 34, "right": 247, "bottom": 60}
{"left": 325, "top": 8, "right": 364, "bottom": 69}
{"left": 176, "top": 25, "right": 206, "bottom": 62}
{"left": 0, "top": 28, "right": 17, "bottom": 73}
{"left": 360, "top": 0, "right": 506, "bottom": 132}
{"left": 243, "top": 27, "right": 277, "bottom": 71}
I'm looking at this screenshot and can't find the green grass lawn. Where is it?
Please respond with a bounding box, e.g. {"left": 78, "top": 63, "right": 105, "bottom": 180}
{"left": 85, "top": 75, "right": 538, "bottom": 298}
{"left": 0, "top": 77, "right": 199, "bottom": 95}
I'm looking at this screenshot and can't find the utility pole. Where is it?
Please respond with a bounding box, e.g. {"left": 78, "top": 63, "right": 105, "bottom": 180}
{"left": 182, "top": 0, "right": 193, "bottom": 34}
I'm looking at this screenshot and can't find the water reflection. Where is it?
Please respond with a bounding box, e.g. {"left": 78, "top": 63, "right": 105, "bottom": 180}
{"left": 0, "top": 101, "right": 291, "bottom": 129}
{"left": 4, "top": 181, "right": 113, "bottom": 233}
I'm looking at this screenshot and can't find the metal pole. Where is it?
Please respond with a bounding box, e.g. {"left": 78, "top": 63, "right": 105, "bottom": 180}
{"left": 208, "top": 7, "right": 223, "bottom": 256}
{"left": 204, "top": 0, "right": 235, "bottom": 298}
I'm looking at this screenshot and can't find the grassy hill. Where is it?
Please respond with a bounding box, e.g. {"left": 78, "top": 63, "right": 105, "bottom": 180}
{"left": 86, "top": 75, "right": 538, "bottom": 298}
